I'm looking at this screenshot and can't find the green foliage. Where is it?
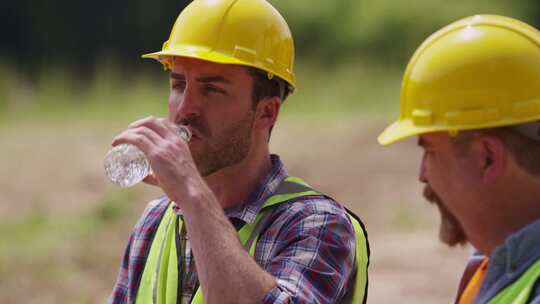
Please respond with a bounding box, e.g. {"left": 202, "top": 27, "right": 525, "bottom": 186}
{"left": 1, "top": 0, "right": 190, "bottom": 69}
{"left": 1, "top": 0, "right": 539, "bottom": 122}
{"left": 3, "top": 0, "right": 539, "bottom": 71}
{"left": 0, "top": 190, "right": 135, "bottom": 258}
{"left": 273, "top": 0, "right": 535, "bottom": 65}
{"left": 284, "top": 59, "right": 402, "bottom": 119}
{"left": 0, "top": 60, "right": 170, "bottom": 126}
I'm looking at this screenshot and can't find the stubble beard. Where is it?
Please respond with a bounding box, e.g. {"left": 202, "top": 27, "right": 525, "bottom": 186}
{"left": 423, "top": 184, "right": 468, "bottom": 247}
{"left": 189, "top": 110, "right": 256, "bottom": 177}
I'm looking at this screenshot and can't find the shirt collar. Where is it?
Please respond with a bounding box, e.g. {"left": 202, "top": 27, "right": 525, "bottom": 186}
{"left": 490, "top": 218, "right": 540, "bottom": 273}
{"left": 224, "top": 154, "right": 287, "bottom": 224}
{"left": 472, "top": 218, "right": 540, "bottom": 303}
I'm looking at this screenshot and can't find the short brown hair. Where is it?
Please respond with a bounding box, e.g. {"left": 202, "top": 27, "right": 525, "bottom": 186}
{"left": 452, "top": 127, "right": 540, "bottom": 176}
{"left": 246, "top": 67, "right": 291, "bottom": 108}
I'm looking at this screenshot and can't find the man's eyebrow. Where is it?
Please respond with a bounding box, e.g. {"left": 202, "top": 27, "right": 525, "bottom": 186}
{"left": 170, "top": 72, "right": 185, "bottom": 80}
{"left": 196, "top": 75, "right": 232, "bottom": 85}
{"left": 169, "top": 73, "right": 232, "bottom": 85}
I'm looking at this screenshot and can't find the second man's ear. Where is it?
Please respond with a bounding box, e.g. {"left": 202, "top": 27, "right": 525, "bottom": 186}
{"left": 254, "top": 96, "right": 281, "bottom": 130}
{"left": 479, "top": 136, "right": 507, "bottom": 184}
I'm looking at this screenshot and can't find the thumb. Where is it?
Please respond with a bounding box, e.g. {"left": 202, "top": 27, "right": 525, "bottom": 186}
{"left": 143, "top": 173, "right": 161, "bottom": 187}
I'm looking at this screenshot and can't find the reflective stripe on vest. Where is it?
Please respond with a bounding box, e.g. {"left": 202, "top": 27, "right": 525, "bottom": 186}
{"left": 487, "top": 258, "right": 540, "bottom": 304}
{"left": 135, "top": 176, "right": 369, "bottom": 304}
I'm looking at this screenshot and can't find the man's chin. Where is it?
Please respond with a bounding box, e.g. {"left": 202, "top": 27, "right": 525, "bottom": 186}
{"left": 194, "top": 152, "right": 248, "bottom": 178}
{"left": 439, "top": 215, "right": 468, "bottom": 247}
{"left": 423, "top": 185, "right": 468, "bottom": 247}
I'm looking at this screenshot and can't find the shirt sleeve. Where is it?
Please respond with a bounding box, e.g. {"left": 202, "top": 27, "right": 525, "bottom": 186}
{"left": 260, "top": 203, "right": 357, "bottom": 304}
{"left": 107, "top": 232, "right": 134, "bottom": 304}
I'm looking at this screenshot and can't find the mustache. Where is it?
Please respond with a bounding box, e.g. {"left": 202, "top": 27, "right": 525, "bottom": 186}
{"left": 178, "top": 117, "right": 210, "bottom": 137}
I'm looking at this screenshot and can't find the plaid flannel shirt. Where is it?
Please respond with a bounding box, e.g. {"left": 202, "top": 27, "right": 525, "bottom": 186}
{"left": 109, "top": 154, "right": 357, "bottom": 303}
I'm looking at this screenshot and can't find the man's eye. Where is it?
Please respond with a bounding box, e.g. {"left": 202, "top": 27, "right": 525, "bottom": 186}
{"left": 172, "top": 81, "right": 186, "bottom": 90}
{"left": 203, "top": 85, "right": 224, "bottom": 95}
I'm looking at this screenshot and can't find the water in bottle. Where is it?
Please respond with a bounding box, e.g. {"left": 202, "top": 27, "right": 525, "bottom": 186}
{"left": 104, "top": 125, "right": 192, "bottom": 187}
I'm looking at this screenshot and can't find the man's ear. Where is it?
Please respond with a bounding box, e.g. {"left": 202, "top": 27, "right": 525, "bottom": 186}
{"left": 253, "top": 96, "right": 281, "bottom": 131}
{"left": 479, "top": 136, "right": 507, "bottom": 184}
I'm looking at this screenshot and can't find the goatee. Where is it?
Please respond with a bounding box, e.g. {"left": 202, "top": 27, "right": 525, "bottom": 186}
{"left": 423, "top": 184, "right": 468, "bottom": 247}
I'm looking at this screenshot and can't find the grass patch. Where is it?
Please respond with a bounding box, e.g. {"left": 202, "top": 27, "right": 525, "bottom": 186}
{"left": 0, "top": 189, "right": 137, "bottom": 259}
{"left": 0, "top": 188, "right": 141, "bottom": 301}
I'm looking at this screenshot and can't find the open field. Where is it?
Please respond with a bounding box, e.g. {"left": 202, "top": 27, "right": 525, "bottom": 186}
{"left": 0, "top": 117, "right": 470, "bottom": 303}
{"left": 2, "top": 0, "right": 536, "bottom": 301}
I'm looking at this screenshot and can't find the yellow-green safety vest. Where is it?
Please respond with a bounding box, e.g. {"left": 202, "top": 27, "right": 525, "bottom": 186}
{"left": 487, "top": 258, "right": 540, "bottom": 304}
{"left": 134, "top": 176, "right": 370, "bottom": 304}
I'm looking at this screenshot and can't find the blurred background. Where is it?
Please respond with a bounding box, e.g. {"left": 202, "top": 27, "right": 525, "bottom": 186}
{"left": 1, "top": 0, "right": 539, "bottom": 302}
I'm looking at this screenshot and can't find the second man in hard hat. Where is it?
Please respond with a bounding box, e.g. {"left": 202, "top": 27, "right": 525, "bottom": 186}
{"left": 108, "top": 0, "right": 369, "bottom": 303}
{"left": 380, "top": 15, "right": 540, "bottom": 304}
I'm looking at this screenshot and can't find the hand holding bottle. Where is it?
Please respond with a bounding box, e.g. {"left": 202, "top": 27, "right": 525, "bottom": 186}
{"left": 104, "top": 118, "right": 192, "bottom": 187}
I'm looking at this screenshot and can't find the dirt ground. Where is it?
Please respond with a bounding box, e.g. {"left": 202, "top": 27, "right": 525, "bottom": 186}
{"left": 0, "top": 118, "right": 471, "bottom": 303}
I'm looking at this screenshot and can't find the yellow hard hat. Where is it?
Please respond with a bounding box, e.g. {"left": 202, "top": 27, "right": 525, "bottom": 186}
{"left": 142, "top": 0, "right": 296, "bottom": 90}
{"left": 378, "top": 15, "right": 540, "bottom": 145}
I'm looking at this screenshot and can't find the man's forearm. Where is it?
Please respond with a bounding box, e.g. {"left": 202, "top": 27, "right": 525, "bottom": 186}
{"left": 180, "top": 182, "right": 276, "bottom": 304}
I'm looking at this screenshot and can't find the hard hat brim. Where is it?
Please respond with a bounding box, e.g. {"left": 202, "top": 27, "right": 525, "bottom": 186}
{"left": 377, "top": 120, "right": 424, "bottom": 145}
{"left": 142, "top": 47, "right": 296, "bottom": 88}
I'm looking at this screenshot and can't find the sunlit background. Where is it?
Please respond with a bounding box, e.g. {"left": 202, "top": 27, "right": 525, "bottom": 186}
{"left": 2, "top": 0, "right": 539, "bottom": 302}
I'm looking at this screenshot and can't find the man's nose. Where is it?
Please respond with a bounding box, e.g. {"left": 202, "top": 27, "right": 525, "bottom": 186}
{"left": 170, "top": 85, "right": 201, "bottom": 123}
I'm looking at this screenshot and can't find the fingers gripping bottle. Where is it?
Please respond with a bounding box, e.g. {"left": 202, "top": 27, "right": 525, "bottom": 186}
{"left": 104, "top": 126, "right": 192, "bottom": 187}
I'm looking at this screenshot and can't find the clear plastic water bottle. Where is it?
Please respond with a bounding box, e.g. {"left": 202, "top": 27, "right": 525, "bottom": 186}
{"left": 104, "top": 125, "right": 192, "bottom": 187}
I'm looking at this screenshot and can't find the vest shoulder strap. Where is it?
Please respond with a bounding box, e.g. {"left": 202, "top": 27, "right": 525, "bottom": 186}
{"left": 260, "top": 176, "right": 322, "bottom": 211}
{"left": 237, "top": 176, "right": 323, "bottom": 255}
{"left": 239, "top": 177, "right": 370, "bottom": 304}
{"left": 488, "top": 258, "right": 540, "bottom": 304}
